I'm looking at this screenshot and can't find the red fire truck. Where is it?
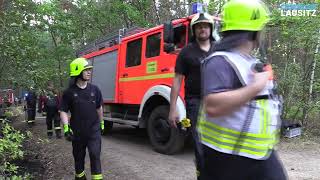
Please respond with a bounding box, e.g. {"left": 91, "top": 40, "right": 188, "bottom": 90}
{"left": 0, "top": 89, "right": 14, "bottom": 107}
{"left": 77, "top": 14, "right": 219, "bottom": 154}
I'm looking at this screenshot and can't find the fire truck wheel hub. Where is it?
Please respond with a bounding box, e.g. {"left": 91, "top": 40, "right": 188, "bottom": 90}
{"left": 152, "top": 117, "right": 171, "bottom": 143}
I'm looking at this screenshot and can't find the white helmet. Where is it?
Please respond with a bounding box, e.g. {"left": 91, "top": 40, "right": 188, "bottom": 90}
{"left": 190, "top": 12, "right": 214, "bottom": 36}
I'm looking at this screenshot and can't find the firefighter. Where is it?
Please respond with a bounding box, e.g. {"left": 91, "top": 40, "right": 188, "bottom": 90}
{"left": 168, "top": 12, "right": 215, "bottom": 178}
{"left": 175, "top": 31, "right": 186, "bottom": 50}
{"left": 38, "top": 90, "right": 46, "bottom": 115}
{"left": 44, "top": 82, "right": 62, "bottom": 139}
{"left": 25, "top": 87, "right": 37, "bottom": 125}
{"left": 60, "top": 58, "right": 104, "bottom": 180}
{"left": 198, "top": 0, "right": 287, "bottom": 179}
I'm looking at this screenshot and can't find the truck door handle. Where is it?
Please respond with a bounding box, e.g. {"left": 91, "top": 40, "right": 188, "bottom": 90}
{"left": 161, "top": 68, "right": 169, "bottom": 72}
{"left": 122, "top": 73, "right": 128, "bottom": 77}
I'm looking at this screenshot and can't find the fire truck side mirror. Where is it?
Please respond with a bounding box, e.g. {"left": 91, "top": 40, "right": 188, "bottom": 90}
{"left": 163, "top": 21, "right": 174, "bottom": 44}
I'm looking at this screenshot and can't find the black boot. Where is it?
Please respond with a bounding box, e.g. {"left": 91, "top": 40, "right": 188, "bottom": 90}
{"left": 47, "top": 131, "right": 53, "bottom": 139}
{"left": 56, "top": 129, "right": 62, "bottom": 139}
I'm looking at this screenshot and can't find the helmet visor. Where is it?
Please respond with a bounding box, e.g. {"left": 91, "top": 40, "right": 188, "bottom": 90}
{"left": 83, "top": 65, "right": 93, "bottom": 70}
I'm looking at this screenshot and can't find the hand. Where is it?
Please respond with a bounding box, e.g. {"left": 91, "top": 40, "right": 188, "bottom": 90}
{"left": 168, "top": 109, "right": 179, "bottom": 128}
{"left": 253, "top": 63, "right": 274, "bottom": 80}
{"left": 63, "top": 124, "right": 73, "bottom": 141}
{"left": 23, "top": 106, "right": 26, "bottom": 111}
{"left": 252, "top": 71, "right": 270, "bottom": 91}
{"left": 64, "top": 131, "right": 74, "bottom": 141}
{"left": 100, "top": 120, "right": 105, "bottom": 135}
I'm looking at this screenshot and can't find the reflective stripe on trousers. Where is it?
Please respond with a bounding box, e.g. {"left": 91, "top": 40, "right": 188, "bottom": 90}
{"left": 92, "top": 174, "right": 103, "bottom": 180}
{"left": 75, "top": 171, "right": 85, "bottom": 178}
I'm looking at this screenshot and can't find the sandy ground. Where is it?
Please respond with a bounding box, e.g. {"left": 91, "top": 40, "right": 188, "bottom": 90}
{"left": 14, "top": 115, "right": 320, "bottom": 180}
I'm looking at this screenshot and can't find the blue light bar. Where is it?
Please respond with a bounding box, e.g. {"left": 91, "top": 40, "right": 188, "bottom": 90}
{"left": 192, "top": 2, "right": 203, "bottom": 14}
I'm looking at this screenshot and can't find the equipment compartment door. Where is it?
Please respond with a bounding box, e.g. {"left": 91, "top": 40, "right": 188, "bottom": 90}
{"left": 91, "top": 50, "right": 118, "bottom": 102}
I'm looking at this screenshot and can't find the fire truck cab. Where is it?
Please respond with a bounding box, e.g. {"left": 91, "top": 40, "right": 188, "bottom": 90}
{"left": 77, "top": 14, "right": 219, "bottom": 154}
{"left": 0, "top": 89, "right": 14, "bottom": 108}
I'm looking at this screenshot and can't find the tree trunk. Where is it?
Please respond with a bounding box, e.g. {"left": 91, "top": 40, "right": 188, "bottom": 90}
{"left": 303, "top": 30, "right": 320, "bottom": 123}
{"left": 152, "top": 0, "right": 161, "bottom": 25}
{"left": 49, "top": 30, "right": 63, "bottom": 89}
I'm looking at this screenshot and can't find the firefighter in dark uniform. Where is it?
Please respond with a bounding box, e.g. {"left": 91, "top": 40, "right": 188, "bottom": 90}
{"left": 38, "top": 90, "right": 47, "bottom": 116}
{"left": 44, "top": 82, "right": 62, "bottom": 139}
{"left": 169, "top": 12, "right": 215, "bottom": 178}
{"left": 25, "top": 87, "right": 37, "bottom": 125}
{"left": 60, "top": 58, "right": 104, "bottom": 180}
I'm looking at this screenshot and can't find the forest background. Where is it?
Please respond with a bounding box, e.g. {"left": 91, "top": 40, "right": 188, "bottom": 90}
{"left": 0, "top": 0, "right": 319, "bottom": 129}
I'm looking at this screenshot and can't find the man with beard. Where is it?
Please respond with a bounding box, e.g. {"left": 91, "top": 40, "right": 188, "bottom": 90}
{"left": 168, "top": 12, "right": 215, "bottom": 179}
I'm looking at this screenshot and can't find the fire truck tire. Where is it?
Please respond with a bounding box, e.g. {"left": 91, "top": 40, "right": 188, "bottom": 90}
{"left": 147, "top": 105, "right": 185, "bottom": 155}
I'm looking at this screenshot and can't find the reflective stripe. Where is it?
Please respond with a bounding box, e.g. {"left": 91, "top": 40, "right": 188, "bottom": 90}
{"left": 258, "top": 100, "right": 264, "bottom": 134}
{"left": 54, "top": 127, "right": 61, "bottom": 130}
{"left": 75, "top": 171, "right": 85, "bottom": 178}
{"left": 47, "top": 130, "right": 53, "bottom": 133}
{"left": 198, "top": 107, "right": 278, "bottom": 158}
{"left": 198, "top": 122, "right": 275, "bottom": 145}
{"left": 258, "top": 99, "right": 271, "bottom": 134}
{"left": 92, "top": 174, "right": 103, "bottom": 180}
{"left": 119, "top": 73, "right": 174, "bottom": 82}
{"left": 266, "top": 100, "right": 270, "bottom": 134}
{"left": 263, "top": 100, "right": 268, "bottom": 134}
{"left": 202, "top": 133, "right": 268, "bottom": 153}
{"left": 198, "top": 123, "right": 275, "bottom": 149}
{"left": 201, "top": 134, "right": 268, "bottom": 157}
{"left": 198, "top": 109, "right": 278, "bottom": 158}
{"left": 198, "top": 119, "right": 274, "bottom": 139}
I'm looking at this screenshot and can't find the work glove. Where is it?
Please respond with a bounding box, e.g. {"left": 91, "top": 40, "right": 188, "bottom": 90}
{"left": 100, "top": 120, "right": 105, "bottom": 135}
{"left": 63, "top": 124, "right": 74, "bottom": 141}
{"left": 179, "top": 118, "right": 191, "bottom": 131}
{"left": 181, "top": 118, "right": 191, "bottom": 128}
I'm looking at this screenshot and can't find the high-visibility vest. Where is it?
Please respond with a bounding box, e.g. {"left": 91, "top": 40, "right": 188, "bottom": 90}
{"left": 198, "top": 51, "right": 282, "bottom": 160}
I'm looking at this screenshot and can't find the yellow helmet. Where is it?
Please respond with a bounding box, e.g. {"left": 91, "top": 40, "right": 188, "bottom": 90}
{"left": 221, "top": 0, "right": 270, "bottom": 32}
{"left": 69, "top": 58, "right": 93, "bottom": 77}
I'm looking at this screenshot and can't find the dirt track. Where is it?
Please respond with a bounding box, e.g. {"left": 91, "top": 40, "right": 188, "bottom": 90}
{"left": 16, "top": 115, "right": 320, "bottom": 180}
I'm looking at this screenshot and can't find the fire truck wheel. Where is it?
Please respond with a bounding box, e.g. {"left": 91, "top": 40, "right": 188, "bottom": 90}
{"left": 147, "top": 105, "right": 185, "bottom": 155}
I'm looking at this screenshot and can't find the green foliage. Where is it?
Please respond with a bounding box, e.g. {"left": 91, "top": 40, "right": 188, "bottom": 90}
{"left": 3, "top": 107, "right": 24, "bottom": 122}
{"left": 0, "top": 0, "right": 156, "bottom": 91}
{"left": 266, "top": 0, "right": 320, "bottom": 124}
{"left": 0, "top": 123, "right": 29, "bottom": 178}
{"left": 4, "top": 111, "right": 14, "bottom": 119}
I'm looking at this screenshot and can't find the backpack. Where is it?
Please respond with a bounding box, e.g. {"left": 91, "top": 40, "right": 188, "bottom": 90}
{"left": 46, "top": 93, "right": 57, "bottom": 107}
